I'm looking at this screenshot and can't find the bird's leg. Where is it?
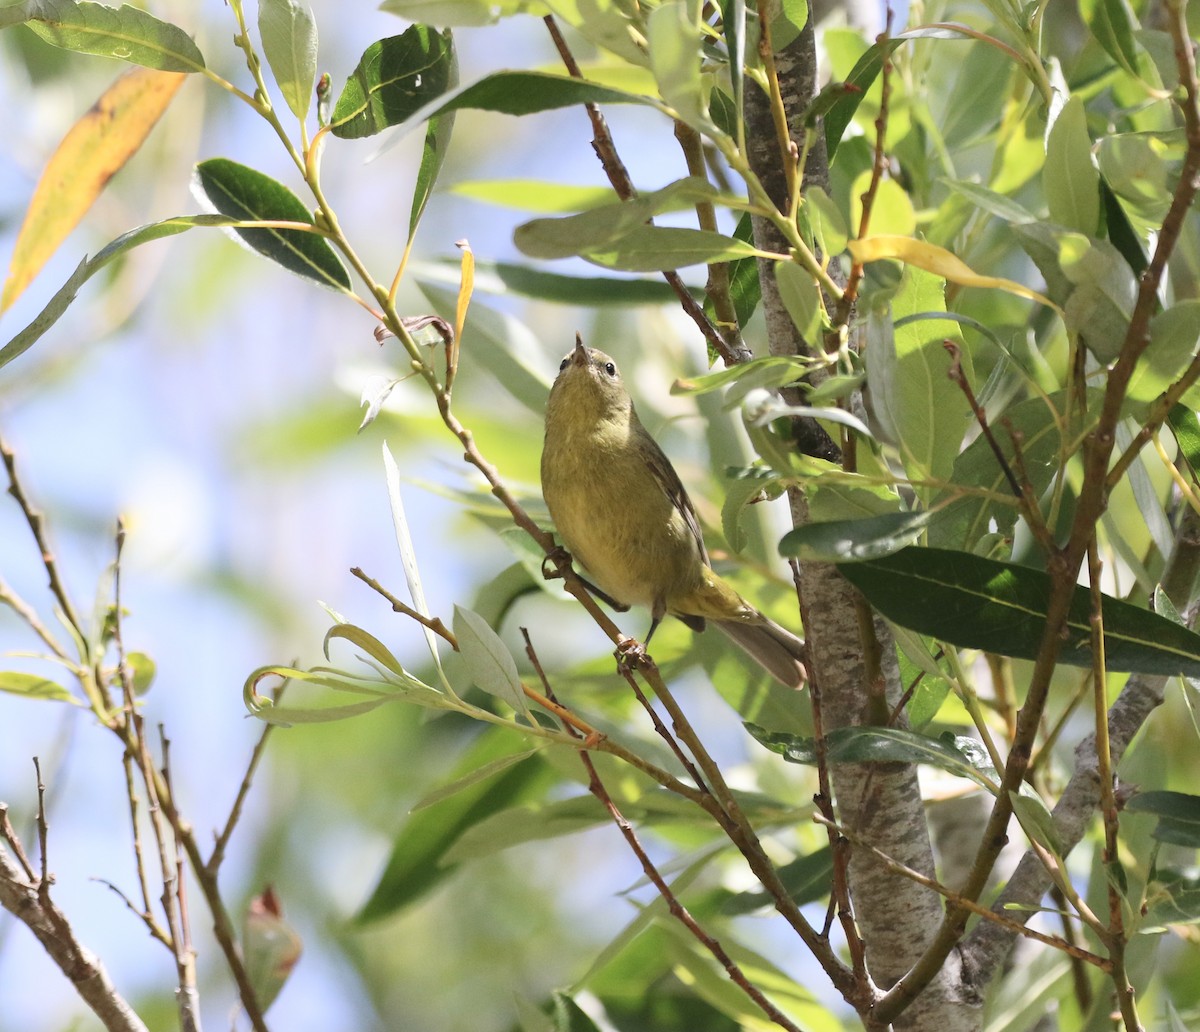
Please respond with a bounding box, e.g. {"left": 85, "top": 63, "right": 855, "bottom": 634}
{"left": 540, "top": 547, "right": 630, "bottom": 612}
{"left": 615, "top": 606, "right": 663, "bottom": 673}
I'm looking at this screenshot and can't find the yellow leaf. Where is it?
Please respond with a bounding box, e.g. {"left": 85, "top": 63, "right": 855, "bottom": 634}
{"left": 848, "top": 235, "right": 1061, "bottom": 314}
{"left": 2, "top": 67, "right": 186, "bottom": 314}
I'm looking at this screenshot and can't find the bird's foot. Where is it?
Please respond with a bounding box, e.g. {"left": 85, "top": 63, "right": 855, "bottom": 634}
{"left": 614, "top": 635, "right": 654, "bottom": 675}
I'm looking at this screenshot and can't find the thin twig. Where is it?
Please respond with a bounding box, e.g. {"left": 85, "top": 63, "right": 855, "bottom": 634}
{"left": 541, "top": 14, "right": 744, "bottom": 364}
{"left": 350, "top": 566, "right": 457, "bottom": 647}
{"left": 522, "top": 631, "right": 806, "bottom": 1032}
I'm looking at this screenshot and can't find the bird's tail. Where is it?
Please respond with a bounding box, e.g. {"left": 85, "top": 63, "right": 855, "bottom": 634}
{"left": 712, "top": 617, "right": 808, "bottom": 689}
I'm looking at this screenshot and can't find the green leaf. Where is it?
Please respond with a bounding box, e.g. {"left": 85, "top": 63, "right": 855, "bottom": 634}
{"left": 583, "top": 226, "right": 763, "bottom": 272}
{"left": 745, "top": 724, "right": 1001, "bottom": 793}
{"left": 449, "top": 179, "right": 614, "bottom": 213}
{"left": 824, "top": 36, "right": 904, "bottom": 160}
{"left": 774, "top": 261, "right": 822, "bottom": 342}
{"left": 551, "top": 991, "right": 604, "bottom": 1032}
{"left": 513, "top": 177, "right": 722, "bottom": 260}
{"left": 1126, "top": 300, "right": 1200, "bottom": 404}
{"left": 258, "top": 0, "right": 318, "bottom": 121}
{"left": 125, "top": 651, "right": 156, "bottom": 695}
{"left": 1126, "top": 790, "right": 1200, "bottom": 847}
{"left": 707, "top": 212, "right": 761, "bottom": 331}
{"left": 837, "top": 546, "right": 1200, "bottom": 676}
{"left": 356, "top": 730, "right": 553, "bottom": 922}
{"left": 1081, "top": 0, "right": 1150, "bottom": 80}
{"left": 192, "top": 158, "right": 351, "bottom": 290}
{"left": 1010, "top": 791, "right": 1063, "bottom": 855}
{"left": 427, "top": 69, "right": 650, "bottom": 120}
{"left": 10, "top": 0, "right": 206, "bottom": 72}
{"left": 0, "top": 671, "right": 77, "bottom": 704}
{"left": 411, "top": 748, "right": 543, "bottom": 811}
{"left": 1060, "top": 232, "right": 1135, "bottom": 363}
{"left": 1044, "top": 95, "right": 1099, "bottom": 235}
{"left": 721, "top": 846, "right": 833, "bottom": 914}
{"left": 380, "top": 0, "right": 538, "bottom": 27}
{"left": 1169, "top": 404, "right": 1200, "bottom": 475}
{"left": 476, "top": 261, "right": 684, "bottom": 306}
{"left": 721, "top": 465, "right": 780, "bottom": 553}
{"left": 779, "top": 510, "right": 934, "bottom": 562}
{"left": 867, "top": 266, "right": 969, "bottom": 498}
{"left": 671, "top": 355, "right": 807, "bottom": 396}
{"left": 647, "top": 0, "right": 712, "bottom": 131}
{"left": 443, "top": 795, "right": 608, "bottom": 862}
{"left": 0, "top": 215, "right": 243, "bottom": 372}
{"left": 330, "top": 26, "right": 455, "bottom": 139}
{"left": 939, "top": 178, "right": 1038, "bottom": 225}
{"left": 453, "top": 605, "right": 530, "bottom": 719}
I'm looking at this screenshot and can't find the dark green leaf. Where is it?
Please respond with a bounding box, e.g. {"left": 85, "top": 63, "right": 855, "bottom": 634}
{"left": 426, "top": 69, "right": 650, "bottom": 122}
{"left": 824, "top": 37, "right": 903, "bottom": 161}
{"left": 1168, "top": 404, "right": 1200, "bottom": 475}
{"left": 1081, "top": 0, "right": 1149, "bottom": 80}
{"left": 11, "top": 0, "right": 206, "bottom": 72}
{"left": 1045, "top": 96, "right": 1099, "bottom": 235}
{"left": 838, "top": 546, "right": 1200, "bottom": 675}
{"left": 480, "top": 261, "right": 686, "bottom": 305}
{"left": 409, "top": 103, "right": 458, "bottom": 238}
{"left": 1010, "top": 791, "right": 1063, "bottom": 855}
{"left": 1100, "top": 176, "right": 1148, "bottom": 275}
{"left": 1126, "top": 790, "right": 1200, "bottom": 824}
{"left": 355, "top": 730, "right": 553, "bottom": 922}
{"left": 705, "top": 212, "right": 760, "bottom": 331}
{"left": 193, "top": 158, "right": 351, "bottom": 290}
{"left": 779, "top": 510, "right": 933, "bottom": 562}
{"left": 330, "top": 26, "right": 455, "bottom": 139}
{"left": 745, "top": 724, "right": 1000, "bottom": 792}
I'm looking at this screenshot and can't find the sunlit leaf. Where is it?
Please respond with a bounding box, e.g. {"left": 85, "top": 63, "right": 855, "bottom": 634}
{"left": 1045, "top": 94, "right": 1099, "bottom": 235}
{"left": 779, "top": 510, "right": 934, "bottom": 562}
{"left": 258, "top": 0, "right": 318, "bottom": 121}
{"left": 330, "top": 26, "right": 455, "bottom": 139}
{"left": 1, "top": 66, "right": 185, "bottom": 314}
{"left": 8, "top": 0, "right": 206, "bottom": 72}
{"left": 0, "top": 671, "right": 78, "bottom": 704}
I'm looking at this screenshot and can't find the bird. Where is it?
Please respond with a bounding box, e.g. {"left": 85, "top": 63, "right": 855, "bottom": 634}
{"left": 540, "top": 335, "right": 808, "bottom": 689}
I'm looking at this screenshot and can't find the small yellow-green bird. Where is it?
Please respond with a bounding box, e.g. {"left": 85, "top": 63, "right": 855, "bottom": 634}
{"left": 541, "top": 336, "right": 808, "bottom": 688}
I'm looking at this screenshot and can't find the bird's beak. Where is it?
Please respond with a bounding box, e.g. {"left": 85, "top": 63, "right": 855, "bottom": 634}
{"left": 572, "top": 334, "right": 588, "bottom": 365}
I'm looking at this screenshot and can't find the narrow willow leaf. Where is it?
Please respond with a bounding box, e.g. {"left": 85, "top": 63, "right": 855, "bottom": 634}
{"left": 721, "top": 466, "right": 779, "bottom": 552}
{"left": 1010, "top": 791, "right": 1064, "bottom": 855}
{"left": 745, "top": 724, "right": 1000, "bottom": 793}
{"left": 939, "top": 178, "right": 1038, "bottom": 225}
{"left": 779, "top": 510, "right": 934, "bottom": 562}
{"left": 514, "top": 176, "right": 720, "bottom": 260}
{"left": 1126, "top": 791, "right": 1200, "bottom": 826}
{"left": 453, "top": 605, "right": 530, "bottom": 720}
{"left": 0, "top": 215, "right": 240, "bottom": 371}
{"left": 672, "top": 355, "right": 808, "bottom": 396}
{"left": 848, "top": 235, "right": 1058, "bottom": 312}
{"left": 647, "top": 0, "right": 711, "bottom": 131}
{"left": 192, "top": 158, "right": 351, "bottom": 290}
{"left": 838, "top": 546, "right": 1200, "bottom": 675}
{"left": 584, "top": 226, "right": 765, "bottom": 271}
{"left": 1081, "top": 0, "right": 1150, "bottom": 80}
{"left": 410, "top": 105, "right": 458, "bottom": 239}
{"left": 330, "top": 26, "right": 455, "bottom": 139}
{"left": 242, "top": 889, "right": 302, "bottom": 1014}
{"left": 323, "top": 622, "right": 406, "bottom": 677}
{"left": 411, "top": 748, "right": 543, "bottom": 811}
{"left": 356, "top": 730, "right": 552, "bottom": 922}
{"left": 476, "top": 261, "right": 684, "bottom": 305}
{"left": 434, "top": 69, "right": 650, "bottom": 118}
{"left": 706, "top": 211, "right": 761, "bottom": 330}
{"left": 823, "top": 37, "right": 903, "bottom": 159}
{"left": 0, "top": 671, "right": 78, "bottom": 704}
{"left": 382, "top": 443, "right": 447, "bottom": 682}
{"left": 2, "top": 66, "right": 185, "bottom": 314}
{"left": 1045, "top": 95, "right": 1100, "bottom": 235}
{"left": 449, "top": 179, "right": 614, "bottom": 213}
{"left": 242, "top": 666, "right": 400, "bottom": 725}
{"left": 12, "top": 0, "right": 206, "bottom": 72}
{"left": 774, "top": 261, "right": 822, "bottom": 341}
{"left": 1169, "top": 404, "right": 1200, "bottom": 474}
{"left": 258, "top": 0, "right": 318, "bottom": 121}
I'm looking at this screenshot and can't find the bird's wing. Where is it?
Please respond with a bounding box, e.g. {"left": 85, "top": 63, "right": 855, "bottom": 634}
{"left": 644, "top": 438, "right": 709, "bottom": 566}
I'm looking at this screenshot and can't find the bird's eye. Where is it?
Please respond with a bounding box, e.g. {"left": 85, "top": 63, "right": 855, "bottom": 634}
{"left": 604, "top": 362, "right": 617, "bottom": 376}
{"left": 559, "top": 357, "right": 570, "bottom": 371}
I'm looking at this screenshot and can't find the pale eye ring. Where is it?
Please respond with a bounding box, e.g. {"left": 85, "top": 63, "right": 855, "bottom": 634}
{"left": 604, "top": 362, "right": 616, "bottom": 376}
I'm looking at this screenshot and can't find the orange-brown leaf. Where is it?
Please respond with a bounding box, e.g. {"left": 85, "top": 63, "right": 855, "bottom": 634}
{"left": 2, "top": 66, "right": 186, "bottom": 314}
